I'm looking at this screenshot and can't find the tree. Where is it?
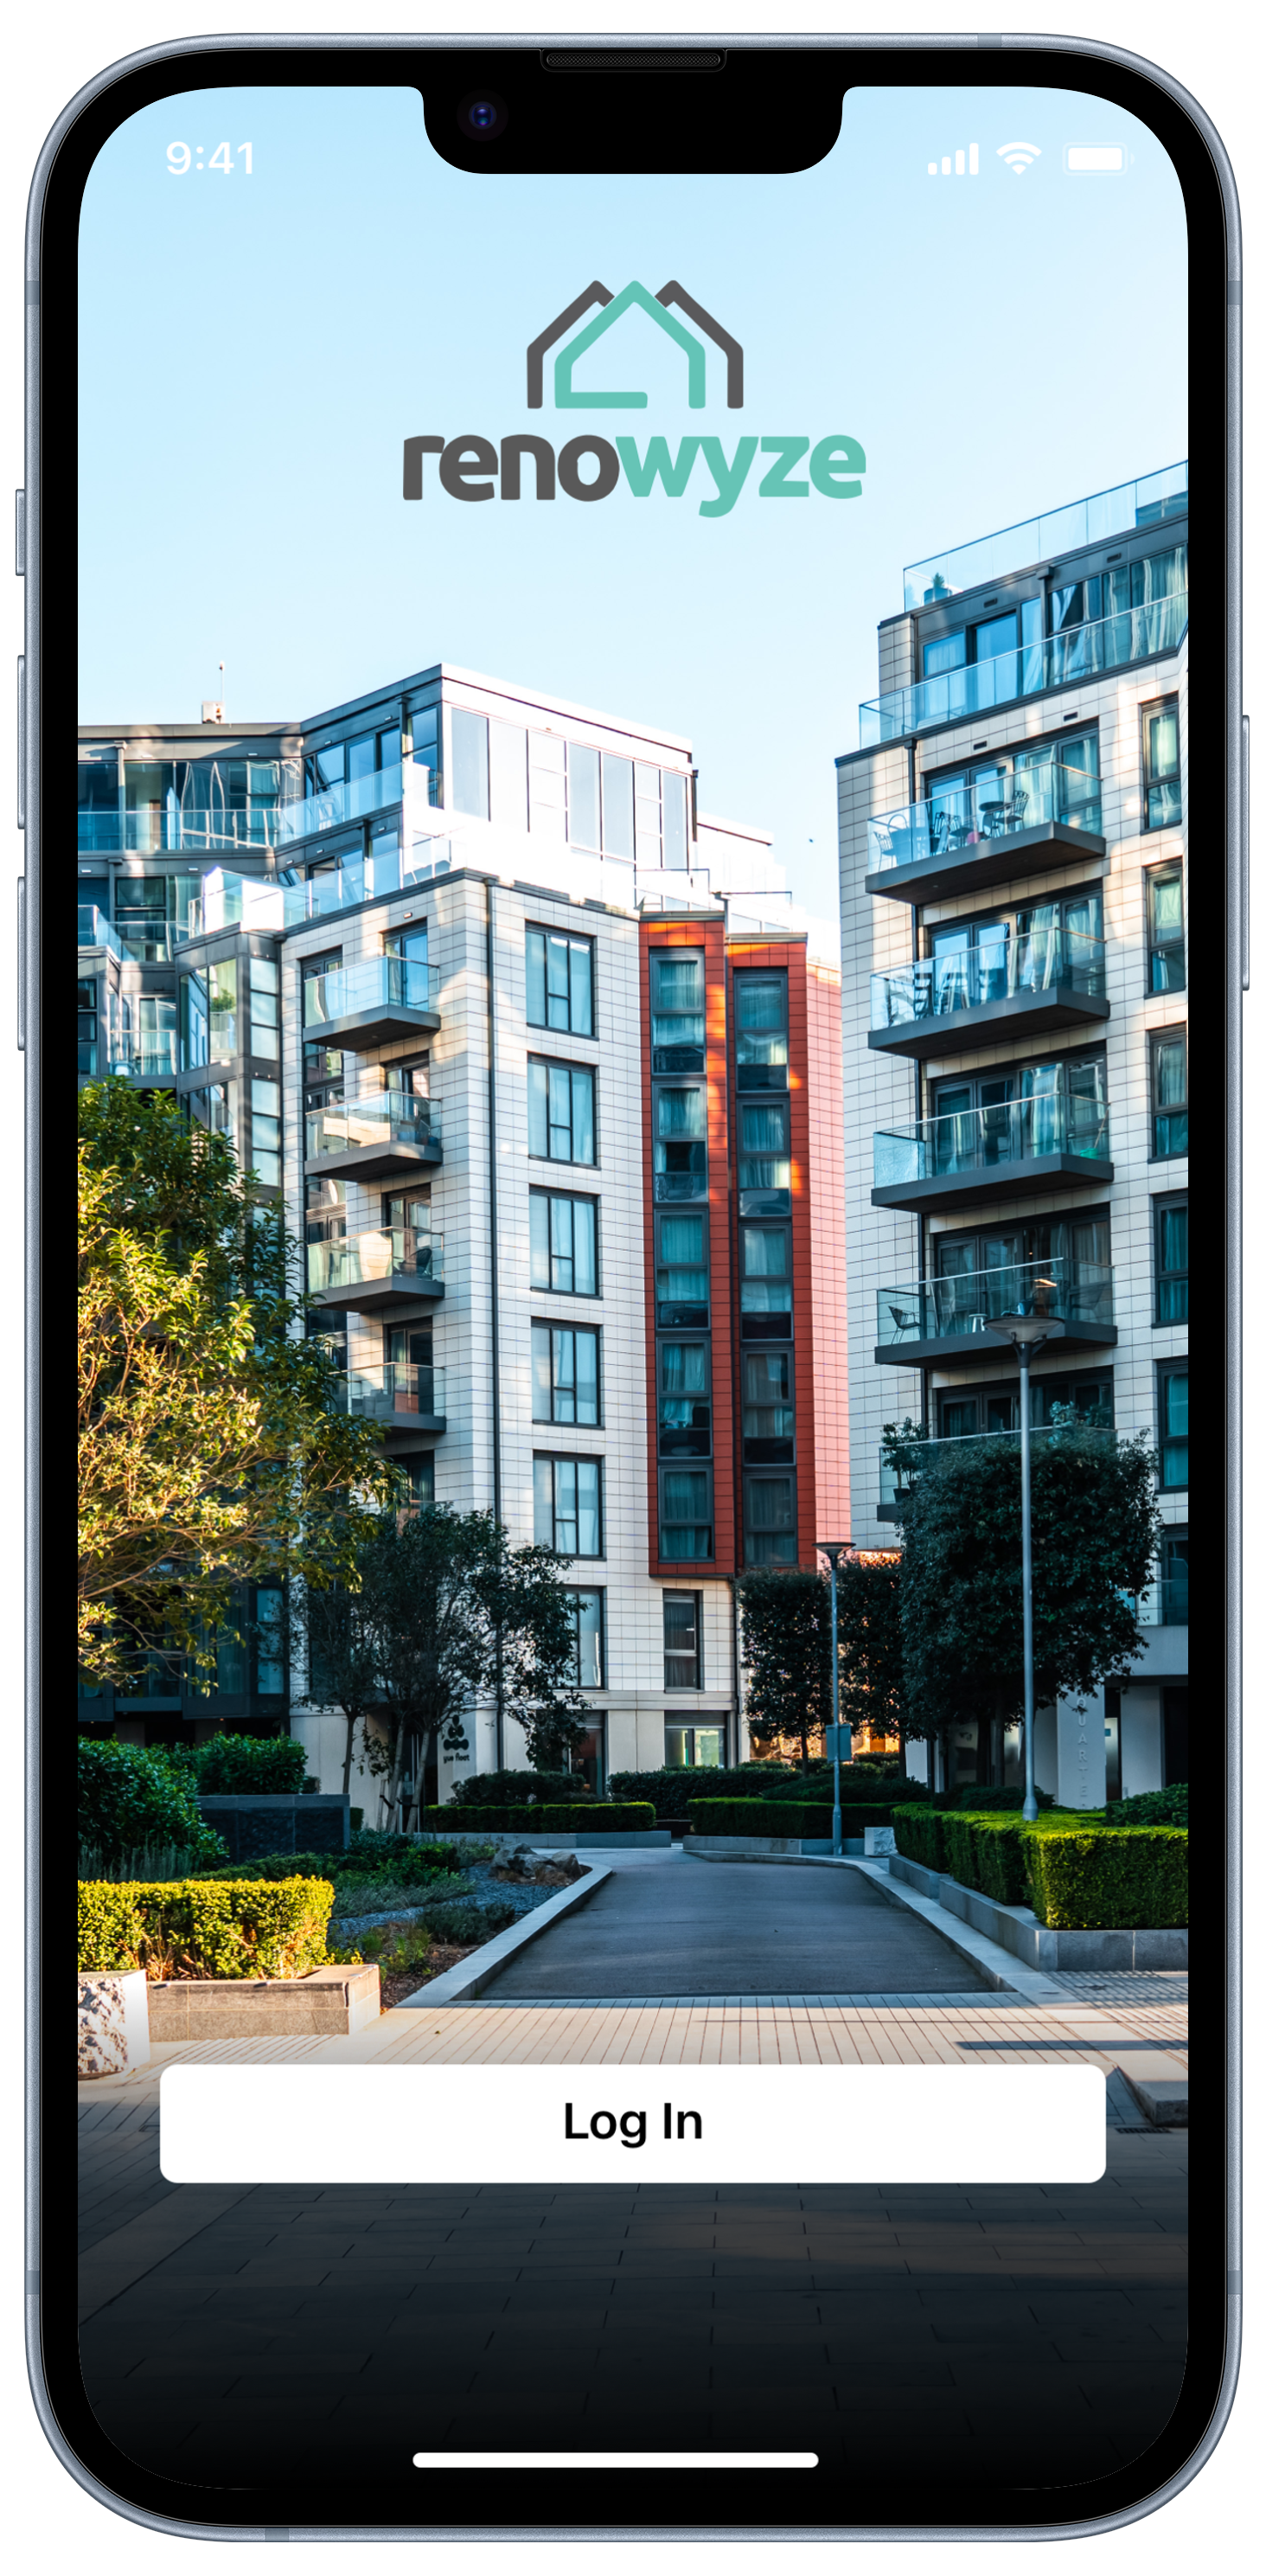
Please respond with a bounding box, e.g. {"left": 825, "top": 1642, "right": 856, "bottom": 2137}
{"left": 834, "top": 1554, "right": 907, "bottom": 1745}
{"left": 297, "top": 1578, "right": 382, "bottom": 1798}
{"left": 78, "top": 1080, "right": 395, "bottom": 1685}
{"left": 350, "top": 1507, "right": 587, "bottom": 1829}
{"left": 890, "top": 1419, "right": 1162, "bottom": 1759}
{"left": 737, "top": 1568, "right": 830, "bottom": 1771}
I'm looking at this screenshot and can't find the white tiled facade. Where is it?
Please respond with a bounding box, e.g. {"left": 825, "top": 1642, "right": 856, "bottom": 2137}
{"left": 837, "top": 489, "right": 1189, "bottom": 1806}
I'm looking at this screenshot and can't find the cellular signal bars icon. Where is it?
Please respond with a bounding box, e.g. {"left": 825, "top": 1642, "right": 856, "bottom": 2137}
{"left": 996, "top": 140, "right": 1043, "bottom": 176}
{"left": 928, "top": 145, "right": 979, "bottom": 176}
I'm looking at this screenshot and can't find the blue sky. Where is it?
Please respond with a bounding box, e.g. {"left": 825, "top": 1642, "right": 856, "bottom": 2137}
{"left": 80, "top": 82, "right": 1186, "bottom": 922}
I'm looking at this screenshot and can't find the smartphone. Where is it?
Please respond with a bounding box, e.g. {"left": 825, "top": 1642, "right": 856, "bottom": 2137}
{"left": 36, "top": 35, "right": 1240, "bottom": 2541}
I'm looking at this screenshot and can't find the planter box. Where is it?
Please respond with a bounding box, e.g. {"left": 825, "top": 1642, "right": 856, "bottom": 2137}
{"left": 198, "top": 1793, "right": 351, "bottom": 1860}
{"left": 888, "top": 1853, "right": 1189, "bottom": 1969}
{"left": 78, "top": 1970, "right": 150, "bottom": 2079}
{"left": 425, "top": 1829, "right": 671, "bottom": 1850}
{"left": 146, "top": 1961, "right": 380, "bottom": 2039}
{"left": 686, "top": 1835, "right": 865, "bottom": 1860}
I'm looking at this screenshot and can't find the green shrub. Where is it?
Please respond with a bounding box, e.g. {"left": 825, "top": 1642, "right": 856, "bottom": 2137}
{"left": 442, "top": 1804, "right": 655, "bottom": 1836}
{"left": 329, "top": 1870, "right": 471, "bottom": 1918}
{"left": 953, "top": 1783, "right": 1055, "bottom": 1812}
{"left": 78, "top": 1876, "right": 336, "bottom": 1979}
{"left": 687, "top": 1800, "right": 830, "bottom": 1838}
{"left": 609, "top": 1764, "right": 924, "bottom": 1820}
{"left": 448, "top": 1770, "right": 591, "bottom": 1809}
{"left": 1103, "top": 1785, "right": 1188, "bottom": 1828}
{"left": 77, "top": 1740, "right": 227, "bottom": 1872}
{"left": 891, "top": 1805, "right": 947, "bottom": 1872}
{"left": 1025, "top": 1827, "right": 1187, "bottom": 1929}
{"left": 422, "top": 1898, "right": 520, "bottom": 1945}
{"left": 963, "top": 1817, "right": 1030, "bottom": 1906}
{"left": 939, "top": 1810, "right": 982, "bottom": 1889}
{"left": 198, "top": 1840, "right": 468, "bottom": 1884}
{"left": 193, "top": 1733, "right": 309, "bottom": 1794}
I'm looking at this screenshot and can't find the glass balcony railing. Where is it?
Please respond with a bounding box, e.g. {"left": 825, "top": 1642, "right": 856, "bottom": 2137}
{"left": 866, "top": 763, "right": 1102, "bottom": 875}
{"left": 111, "top": 1035, "right": 180, "bottom": 1080}
{"left": 860, "top": 590, "right": 1187, "bottom": 744}
{"left": 303, "top": 957, "right": 441, "bottom": 1028}
{"left": 871, "top": 926, "right": 1105, "bottom": 1032}
{"left": 77, "top": 905, "right": 125, "bottom": 958}
{"left": 902, "top": 462, "right": 1187, "bottom": 608}
{"left": 274, "top": 757, "right": 432, "bottom": 845}
{"left": 78, "top": 806, "right": 278, "bottom": 855}
{"left": 336, "top": 1362, "right": 446, "bottom": 1424}
{"left": 874, "top": 1089, "right": 1111, "bottom": 1190}
{"left": 185, "top": 838, "right": 455, "bottom": 942}
{"left": 879, "top": 1419, "right": 1114, "bottom": 1510}
{"left": 305, "top": 1093, "right": 440, "bottom": 1163}
{"left": 877, "top": 1257, "right": 1114, "bottom": 1349}
{"left": 306, "top": 1226, "right": 444, "bottom": 1298}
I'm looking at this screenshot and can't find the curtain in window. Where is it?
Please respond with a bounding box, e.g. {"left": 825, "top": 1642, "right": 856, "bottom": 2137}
{"left": 657, "top": 1087, "right": 706, "bottom": 1137}
{"left": 741, "top": 1227, "right": 788, "bottom": 1277}
{"left": 736, "top": 976, "right": 785, "bottom": 1031}
{"left": 652, "top": 957, "right": 703, "bottom": 1011}
{"left": 1155, "top": 1035, "right": 1186, "bottom": 1105}
{"left": 661, "top": 1344, "right": 707, "bottom": 1394}
{"left": 661, "top": 1215, "right": 706, "bottom": 1265}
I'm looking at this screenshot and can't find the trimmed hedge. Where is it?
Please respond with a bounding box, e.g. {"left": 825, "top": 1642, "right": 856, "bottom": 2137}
{"left": 611, "top": 1764, "right": 923, "bottom": 1821}
{"left": 1026, "top": 1827, "right": 1187, "bottom": 1930}
{"left": 891, "top": 1804, "right": 947, "bottom": 1872}
{"left": 442, "top": 1804, "right": 656, "bottom": 1836}
{"left": 78, "top": 1877, "right": 336, "bottom": 1979}
{"left": 190, "top": 1734, "right": 308, "bottom": 1794}
{"left": 198, "top": 1842, "right": 467, "bottom": 1883}
{"left": 448, "top": 1769, "right": 593, "bottom": 1810}
{"left": 685, "top": 1799, "right": 907, "bottom": 1838}
{"left": 1104, "top": 1785, "right": 1188, "bottom": 1828}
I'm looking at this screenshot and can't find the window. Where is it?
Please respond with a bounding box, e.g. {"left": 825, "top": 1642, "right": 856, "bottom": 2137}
{"left": 654, "top": 1083, "right": 707, "bottom": 1200}
{"left": 656, "top": 1212, "right": 709, "bottom": 1325}
{"left": 451, "top": 708, "right": 489, "bottom": 817}
{"left": 532, "top": 1323, "right": 600, "bottom": 1426}
{"left": 1157, "top": 1362, "right": 1188, "bottom": 1489}
{"left": 1151, "top": 1028, "right": 1188, "bottom": 1159}
{"left": 566, "top": 1589, "right": 605, "bottom": 1688}
{"left": 600, "top": 752, "right": 635, "bottom": 859}
{"left": 1154, "top": 1195, "right": 1188, "bottom": 1323}
{"left": 528, "top": 731, "right": 566, "bottom": 839}
{"left": 305, "top": 1174, "right": 346, "bottom": 1243}
{"left": 1163, "top": 1685, "right": 1189, "bottom": 1785}
{"left": 78, "top": 975, "right": 98, "bottom": 1076}
{"left": 534, "top": 1455, "right": 603, "bottom": 1557}
{"left": 1159, "top": 1528, "right": 1189, "bottom": 1626}
{"left": 405, "top": 1453, "right": 436, "bottom": 1507}
{"left": 924, "top": 630, "right": 966, "bottom": 679}
{"left": 256, "top": 1585, "right": 285, "bottom": 1695}
{"left": 740, "top": 1222, "right": 791, "bottom": 1334}
{"left": 738, "top": 1099, "right": 790, "bottom": 1208}
{"left": 745, "top": 1473, "right": 797, "bottom": 1565}
{"left": 135, "top": 993, "right": 178, "bottom": 1078}
{"left": 931, "top": 1212, "right": 1111, "bottom": 1337}
{"left": 528, "top": 1189, "right": 598, "bottom": 1295}
{"left": 743, "top": 1349, "right": 795, "bottom": 1463}
{"left": 930, "top": 1048, "right": 1109, "bottom": 1168}
{"left": 665, "top": 1722, "right": 725, "bottom": 1770}
{"left": 526, "top": 928, "right": 594, "bottom": 1035}
{"left": 528, "top": 1058, "right": 596, "bottom": 1163}
{"left": 660, "top": 1468, "right": 713, "bottom": 1560}
{"left": 489, "top": 718, "right": 527, "bottom": 829}
{"left": 250, "top": 1079, "right": 281, "bottom": 1189}
{"left": 663, "top": 1592, "right": 701, "bottom": 1689}
{"left": 734, "top": 970, "right": 789, "bottom": 1084}
{"left": 566, "top": 743, "right": 600, "bottom": 852}
{"left": 409, "top": 702, "right": 443, "bottom": 806}
{"left": 1147, "top": 867, "right": 1186, "bottom": 992}
{"left": 1144, "top": 698, "right": 1182, "bottom": 830}
{"left": 304, "top": 1041, "right": 345, "bottom": 1110}
{"left": 662, "top": 771, "right": 689, "bottom": 870}
{"left": 658, "top": 1343, "right": 711, "bottom": 1457}
{"left": 936, "top": 1372, "right": 1114, "bottom": 1439}
{"left": 249, "top": 954, "right": 279, "bottom": 1060}
{"left": 649, "top": 948, "right": 705, "bottom": 1072}
{"left": 635, "top": 762, "right": 662, "bottom": 866}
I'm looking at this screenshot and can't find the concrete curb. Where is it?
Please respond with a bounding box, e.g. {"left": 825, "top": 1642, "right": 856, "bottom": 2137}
{"left": 845, "top": 1859, "right": 1066, "bottom": 2002}
{"left": 396, "top": 1863, "right": 614, "bottom": 2006}
{"left": 888, "top": 1853, "right": 1189, "bottom": 1970}
{"left": 684, "top": 1837, "right": 865, "bottom": 1862}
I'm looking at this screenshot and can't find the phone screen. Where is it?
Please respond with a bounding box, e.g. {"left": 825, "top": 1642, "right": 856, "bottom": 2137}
{"left": 55, "top": 44, "right": 1228, "bottom": 2539}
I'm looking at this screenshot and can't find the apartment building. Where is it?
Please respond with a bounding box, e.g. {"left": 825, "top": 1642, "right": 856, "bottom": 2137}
{"left": 836, "top": 464, "right": 1189, "bottom": 1808}
{"left": 78, "top": 665, "right": 846, "bottom": 1797}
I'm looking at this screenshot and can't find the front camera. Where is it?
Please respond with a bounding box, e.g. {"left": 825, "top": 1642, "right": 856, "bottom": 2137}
{"left": 457, "top": 92, "right": 509, "bottom": 142}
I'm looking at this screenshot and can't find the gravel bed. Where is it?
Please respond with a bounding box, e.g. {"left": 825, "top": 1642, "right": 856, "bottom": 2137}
{"left": 334, "top": 1860, "right": 564, "bottom": 1944}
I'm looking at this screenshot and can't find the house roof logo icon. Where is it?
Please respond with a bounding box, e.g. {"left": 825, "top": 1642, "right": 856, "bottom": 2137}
{"left": 527, "top": 280, "right": 744, "bottom": 411}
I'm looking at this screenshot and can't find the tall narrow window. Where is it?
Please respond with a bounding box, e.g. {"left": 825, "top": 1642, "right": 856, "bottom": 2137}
{"left": 526, "top": 929, "right": 594, "bottom": 1035}
{"left": 660, "top": 1470, "right": 713, "bottom": 1560}
{"left": 1160, "top": 1529, "right": 1189, "bottom": 1626}
{"left": 738, "top": 1099, "right": 790, "bottom": 1207}
{"left": 1157, "top": 1363, "right": 1188, "bottom": 1490}
{"left": 566, "top": 1589, "right": 605, "bottom": 1688}
{"left": 250, "top": 1079, "right": 281, "bottom": 1189}
{"left": 249, "top": 954, "right": 280, "bottom": 1059}
{"left": 532, "top": 1324, "right": 600, "bottom": 1426}
{"left": 654, "top": 1084, "right": 707, "bottom": 1200}
{"left": 451, "top": 708, "right": 489, "bottom": 817}
{"left": 740, "top": 1223, "right": 791, "bottom": 1331}
{"left": 1151, "top": 1029, "right": 1188, "bottom": 1159}
{"left": 649, "top": 949, "right": 705, "bottom": 1071}
{"left": 656, "top": 1213, "right": 709, "bottom": 1325}
{"left": 78, "top": 976, "right": 99, "bottom": 1076}
{"left": 601, "top": 753, "right": 635, "bottom": 859}
{"left": 663, "top": 1592, "right": 701, "bottom": 1688}
{"left": 528, "top": 1059, "right": 596, "bottom": 1163}
{"left": 734, "top": 969, "right": 789, "bottom": 1085}
{"left": 743, "top": 1349, "right": 795, "bottom": 1462}
{"left": 534, "top": 1456, "right": 603, "bottom": 1557}
{"left": 744, "top": 1474, "right": 797, "bottom": 1566}
{"left": 528, "top": 1189, "right": 598, "bottom": 1295}
{"left": 1144, "top": 698, "right": 1182, "bottom": 829}
{"left": 658, "top": 1343, "right": 711, "bottom": 1456}
{"left": 409, "top": 702, "right": 443, "bottom": 806}
{"left": 566, "top": 743, "right": 600, "bottom": 852}
{"left": 1147, "top": 867, "right": 1186, "bottom": 992}
{"left": 1154, "top": 1195, "right": 1188, "bottom": 1323}
{"left": 662, "top": 771, "right": 689, "bottom": 869}
{"left": 528, "top": 731, "right": 567, "bottom": 838}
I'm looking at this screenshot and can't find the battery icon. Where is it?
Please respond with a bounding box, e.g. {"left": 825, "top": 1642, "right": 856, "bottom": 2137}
{"left": 1064, "top": 144, "right": 1130, "bottom": 175}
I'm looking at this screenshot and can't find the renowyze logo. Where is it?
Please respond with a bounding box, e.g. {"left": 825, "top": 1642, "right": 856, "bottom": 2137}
{"left": 404, "top": 279, "right": 865, "bottom": 518}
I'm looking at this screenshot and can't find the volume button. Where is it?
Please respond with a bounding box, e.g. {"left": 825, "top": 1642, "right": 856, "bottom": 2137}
{"left": 16, "top": 879, "right": 24, "bottom": 1052}
{"left": 16, "top": 655, "right": 24, "bottom": 830}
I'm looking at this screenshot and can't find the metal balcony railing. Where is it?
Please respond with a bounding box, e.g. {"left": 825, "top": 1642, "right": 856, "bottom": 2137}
{"left": 876, "top": 1257, "right": 1115, "bottom": 1349}
{"left": 77, "top": 807, "right": 278, "bottom": 855}
{"left": 879, "top": 1419, "right": 1115, "bottom": 1510}
{"left": 873, "top": 1089, "right": 1111, "bottom": 1190}
{"left": 871, "top": 926, "right": 1105, "bottom": 1032}
{"left": 866, "top": 763, "right": 1102, "bottom": 875}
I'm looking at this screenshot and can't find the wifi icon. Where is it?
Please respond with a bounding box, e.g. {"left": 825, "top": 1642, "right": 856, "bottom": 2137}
{"left": 997, "top": 140, "right": 1042, "bottom": 176}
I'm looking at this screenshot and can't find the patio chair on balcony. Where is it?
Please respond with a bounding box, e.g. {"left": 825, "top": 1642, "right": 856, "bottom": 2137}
{"left": 886, "top": 1302, "right": 921, "bottom": 1340}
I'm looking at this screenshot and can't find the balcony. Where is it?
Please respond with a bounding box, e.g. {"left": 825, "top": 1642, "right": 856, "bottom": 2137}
{"left": 873, "top": 1091, "right": 1112, "bottom": 1214}
{"left": 306, "top": 1225, "right": 444, "bottom": 1311}
{"left": 874, "top": 1256, "right": 1116, "bottom": 1367}
{"left": 877, "top": 1419, "right": 1115, "bottom": 1520}
{"left": 864, "top": 763, "right": 1105, "bottom": 903}
{"left": 302, "top": 956, "right": 442, "bottom": 1050}
{"left": 869, "top": 926, "right": 1108, "bottom": 1061}
{"left": 110, "top": 1035, "right": 180, "bottom": 1086}
{"left": 1140, "top": 1573, "right": 1189, "bottom": 1629}
{"left": 336, "top": 1362, "right": 447, "bottom": 1434}
{"left": 274, "top": 756, "right": 432, "bottom": 846}
{"left": 78, "top": 806, "right": 278, "bottom": 855}
{"left": 305, "top": 1093, "right": 442, "bottom": 1182}
{"left": 77, "top": 905, "right": 125, "bottom": 960}
{"left": 902, "top": 462, "right": 1187, "bottom": 609}
{"left": 860, "top": 588, "right": 1187, "bottom": 746}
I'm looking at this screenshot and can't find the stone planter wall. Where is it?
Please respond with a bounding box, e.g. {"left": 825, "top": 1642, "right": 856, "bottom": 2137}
{"left": 887, "top": 1852, "right": 1189, "bottom": 1970}
{"left": 146, "top": 1961, "right": 380, "bottom": 2040}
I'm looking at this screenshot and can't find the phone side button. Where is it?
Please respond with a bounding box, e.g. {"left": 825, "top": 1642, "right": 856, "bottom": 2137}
{"left": 16, "top": 878, "right": 24, "bottom": 1052}
{"left": 15, "top": 489, "right": 25, "bottom": 577}
{"left": 1244, "top": 713, "right": 1250, "bottom": 993}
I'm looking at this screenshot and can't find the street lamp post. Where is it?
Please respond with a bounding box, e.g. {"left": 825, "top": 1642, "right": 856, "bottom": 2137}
{"left": 984, "top": 1306, "right": 1054, "bottom": 1823}
{"left": 817, "top": 1541, "right": 847, "bottom": 1858}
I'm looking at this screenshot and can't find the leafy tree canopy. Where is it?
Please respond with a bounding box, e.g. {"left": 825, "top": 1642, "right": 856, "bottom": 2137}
{"left": 737, "top": 1569, "right": 830, "bottom": 1770}
{"left": 834, "top": 1554, "right": 908, "bottom": 1742}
